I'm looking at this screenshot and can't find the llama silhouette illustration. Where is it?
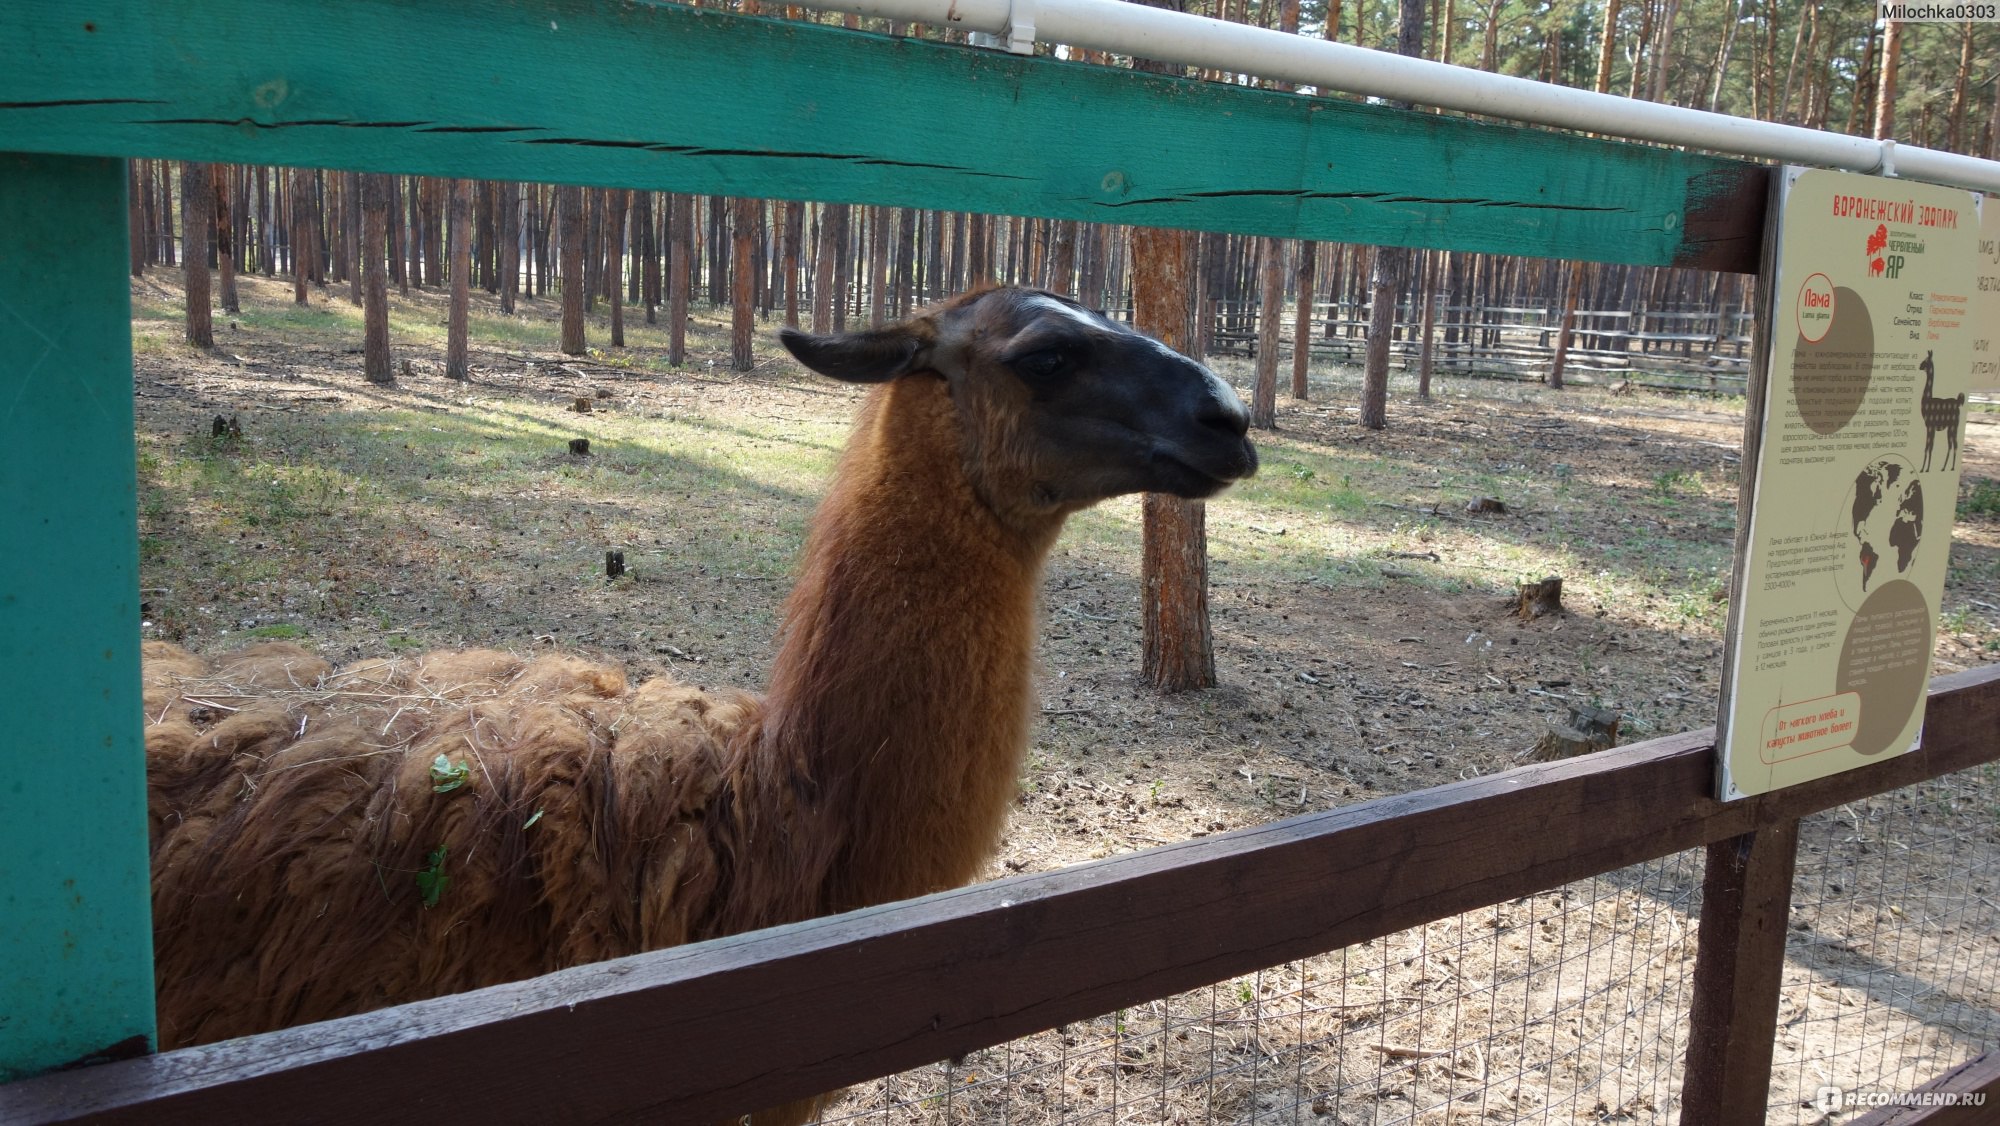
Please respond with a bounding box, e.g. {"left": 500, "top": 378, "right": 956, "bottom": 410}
{"left": 1917, "top": 351, "right": 1964, "bottom": 472}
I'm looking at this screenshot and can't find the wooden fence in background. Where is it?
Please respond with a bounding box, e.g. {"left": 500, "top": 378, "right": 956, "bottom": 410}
{"left": 1212, "top": 300, "right": 1757, "bottom": 390}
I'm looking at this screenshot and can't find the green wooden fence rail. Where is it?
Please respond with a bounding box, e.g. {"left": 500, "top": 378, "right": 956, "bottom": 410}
{"left": 7, "top": 0, "right": 1764, "bottom": 272}
{"left": 2, "top": 0, "right": 1782, "bottom": 1089}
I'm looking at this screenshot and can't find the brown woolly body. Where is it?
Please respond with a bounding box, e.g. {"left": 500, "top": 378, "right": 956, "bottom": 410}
{"left": 144, "top": 288, "right": 1256, "bottom": 1124}
{"left": 147, "top": 377, "right": 1049, "bottom": 1050}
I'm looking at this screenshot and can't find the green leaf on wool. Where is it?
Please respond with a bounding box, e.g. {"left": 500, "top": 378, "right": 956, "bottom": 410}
{"left": 416, "top": 845, "right": 449, "bottom": 908}
{"left": 430, "top": 753, "right": 471, "bottom": 793}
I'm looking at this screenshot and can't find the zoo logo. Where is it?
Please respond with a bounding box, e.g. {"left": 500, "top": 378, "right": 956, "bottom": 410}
{"left": 1865, "top": 223, "right": 1891, "bottom": 278}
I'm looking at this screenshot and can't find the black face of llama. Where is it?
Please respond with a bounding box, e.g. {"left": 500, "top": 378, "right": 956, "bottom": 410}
{"left": 1917, "top": 350, "right": 1965, "bottom": 473}
{"left": 780, "top": 287, "right": 1259, "bottom": 514}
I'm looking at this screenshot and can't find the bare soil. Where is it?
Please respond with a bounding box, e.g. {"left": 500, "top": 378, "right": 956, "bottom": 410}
{"left": 130, "top": 270, "right": 2000, "bottom": 1123}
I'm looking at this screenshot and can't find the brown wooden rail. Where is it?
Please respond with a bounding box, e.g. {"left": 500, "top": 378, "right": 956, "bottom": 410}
{"left": 3, "top": 663, "right": 1995, "bottom": 1126}
{"left": 1849, "top": 1050, "right": 2000, "bottom": 1125}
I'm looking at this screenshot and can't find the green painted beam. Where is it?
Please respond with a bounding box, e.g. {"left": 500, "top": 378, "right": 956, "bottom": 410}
{"left": 0, "top": 154, "right": 155, "bottom": 1081}
{"left": 4, "top": 1, "right": 1762, "bottom": 272}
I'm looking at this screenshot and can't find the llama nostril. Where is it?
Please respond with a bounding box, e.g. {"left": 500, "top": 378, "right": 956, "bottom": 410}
{"left": 1198, "top": 394, "right": 1250, "bottom": 438}
{"left": 1190, "top": 365, "right": 1251, "bottom": 438}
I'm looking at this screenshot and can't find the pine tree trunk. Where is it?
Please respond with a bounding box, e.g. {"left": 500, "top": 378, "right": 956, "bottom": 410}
{"left": 783, "top": 200, "right": 804, "bottom": 328}
{"left": 812, "top": 203, "right": 839, "bottom": 333}
{"left": 447, "top": 178, "right": 472, "bottom": 380}
{"left": 1645, "top": 0, "right": 1680, "bottom": 104}
{"left": 707, "top": 195, "right": 728, "bottom": 307}
{"left": 500, "top": 182, "right": 520, "bottom": 316}
{"left": 669, "top": 194, "right": 691, "bottom": 366}
{"left": 255, "top": 166, "right": 274, "bottom": 277}
{"left": 609, "top": 189, "right": 629, "bottom": 349}
{"left": 128, "top": 161, "right": 148, "bottom": 277}
{"left": 343, "top": 172, "right": 362, "bottom": 306}
{"left": 1047, "top": 219, "right": 1076, "bottom": 298}
{"left": 157, "top": 161, "right": 176, "bottom": 268}
{"left": 1989, "top": 59, "right": 2000, "bottom": 159}
{"left": 181, "top": 162, "right": 214, "bottom": 348}
{"left": 1360, "top": 247, "right": 1400, "bottom": 430}
{"left": 831, "top": 204, "right": 853, "bottom": 332}
{"left": 967, "top": 212, "right": 991, "bottom": 286}
{"left": 637, "top": 190, "right": 657, "bottom": 324}
{"left": 1358, "top": 0, "right": 1425, "bottom": 429}
{"left": 583, "top": 188, "right": 603, "bottom": 314}
{"left": 895, "top": 208, "right": 920, "bottom": 316}
{"left": 389, "top": 176, "right": 409, "bottom": 294}
{"left": 360, "top": 173, "right": 394, "bottom": 383}
{"left": 1078, "top": 224, "right": 1107, "bottom": 309}
{"left": 1547, "top": 261, "right": 1585, "bottom": 388}
{"left": 1708, "top": 0, "right": 1742, "bottom": 111}
{"left": 1417, "top": 250, "right": 1439, "bottom": 398}
{"left": 1946, "top": 22, "right": 1975, "bottom": 150}
{"left": 949, "top": 213, "right": 969, "bottom": 294}
{"left": 1290, "top": 240, "right": 1315, "bottom": 399}
{"left": 1251, "top": 236, "right": 1283, "bottom": 429}
{"left": 732, "top": 196, "right": 756, "bottom": 371}
{"left": 215, "top": 164, "right": 239, "bottom": 315}
{"left": 291, "top": 167, "right": 310, "bottom": 305}
{"left": 859, "top": 205, "right": 883, "bottom": 327}
{"left": 412, "top": 179, "right": 430, "bottom": 290}
{"left": 559, "top": 184, "right": 587, "bottom": 357}
{"left": 232, "top": 166, "right": 251, "bottom": 281}
{"left": 477, "top": 181, "right": 495, "bottom": 294}
{"left": 1133, "top": 227, "right": 1215, "bottom": 694}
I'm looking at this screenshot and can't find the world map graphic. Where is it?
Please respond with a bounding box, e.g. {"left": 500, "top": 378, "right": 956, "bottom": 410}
{"left": 1849, "top": 457, "right": 1924, "bottom": 591}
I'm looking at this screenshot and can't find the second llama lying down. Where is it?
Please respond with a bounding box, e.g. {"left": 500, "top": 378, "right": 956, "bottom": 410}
{"left": 144, "top": 285, "right": 1257, "bottom": 1119}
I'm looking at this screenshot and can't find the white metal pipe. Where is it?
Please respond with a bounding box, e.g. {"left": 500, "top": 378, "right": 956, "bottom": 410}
{"left": 807, "top": 0, "right": 2000, "bottom": 196}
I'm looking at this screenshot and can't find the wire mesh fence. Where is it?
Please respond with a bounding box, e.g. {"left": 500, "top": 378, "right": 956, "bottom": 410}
{"left": 809, "top": 762, "right": 1999, "bottom": 1126}
{"left": 1777, "top": 762, "right": 2000, "bottom": 1124}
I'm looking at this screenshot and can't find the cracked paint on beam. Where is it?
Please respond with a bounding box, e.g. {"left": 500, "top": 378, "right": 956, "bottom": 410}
{"left": 3, "top": 1, "right": 1764, "bottom": 270}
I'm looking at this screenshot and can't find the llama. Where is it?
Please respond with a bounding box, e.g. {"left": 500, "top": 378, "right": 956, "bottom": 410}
{"left": 1918, "top": 350, "right": 1963, "bottom": 472}
{"left": 143, "top": 286, "right": 1256, "bottom": 1118}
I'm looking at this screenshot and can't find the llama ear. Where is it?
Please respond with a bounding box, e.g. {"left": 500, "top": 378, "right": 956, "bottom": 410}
{"left": 779, "top": 326, "right": 931, "bottom": 384}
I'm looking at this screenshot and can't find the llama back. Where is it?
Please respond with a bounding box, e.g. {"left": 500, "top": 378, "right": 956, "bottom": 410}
{"left": 143, "top": 641, "right": 762, "bottom": 1047}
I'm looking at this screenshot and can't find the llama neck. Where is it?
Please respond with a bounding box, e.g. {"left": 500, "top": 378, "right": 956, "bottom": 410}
{"left": 753, "top": 379, "right": 1063, "bottom": 916}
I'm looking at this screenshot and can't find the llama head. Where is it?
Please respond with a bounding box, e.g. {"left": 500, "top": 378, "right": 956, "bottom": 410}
{"left": 780, "top": 286, "right": 1258, "bottom": 520}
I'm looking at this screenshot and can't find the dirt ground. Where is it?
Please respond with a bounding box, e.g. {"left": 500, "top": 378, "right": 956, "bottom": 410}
{"left": 130, "top": 270, "right": 2000, "bottom": 1123}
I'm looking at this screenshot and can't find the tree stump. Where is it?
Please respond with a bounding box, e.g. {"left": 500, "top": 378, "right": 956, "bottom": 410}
{"left": 1515, "top": 576, "right": 1563, "bottom": 620}
{"left": 605, "top": 550, "right": 625, "bottom": 580}
{"left": 1526, "top": 703, "right": 1622, "bottom": 761}
{"left": 210, "top": 414, "right": 242, "bottom": 443}
{"left": 568, "top": 438, "right": 591, "bottom": 457}
{"left": 570, "top": 396, "right": 593, "bottom": 413}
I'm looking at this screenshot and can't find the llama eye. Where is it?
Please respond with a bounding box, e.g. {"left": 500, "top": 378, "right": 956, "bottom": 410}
{"left": 1013, "top": 349, "right": 1072, "bottom": 382}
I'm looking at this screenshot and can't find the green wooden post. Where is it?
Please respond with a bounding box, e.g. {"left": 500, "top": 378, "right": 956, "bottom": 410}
{"left": 0, "top": 152, "right": 155, "bottom": 1081}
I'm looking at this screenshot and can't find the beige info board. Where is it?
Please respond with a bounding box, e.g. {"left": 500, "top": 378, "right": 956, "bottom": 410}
{"left": 1977, "top": 200, "right": 2000, "bottom": 395}
{"left": 1718, "top": 167, "right": 1980, "bottom": 801}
